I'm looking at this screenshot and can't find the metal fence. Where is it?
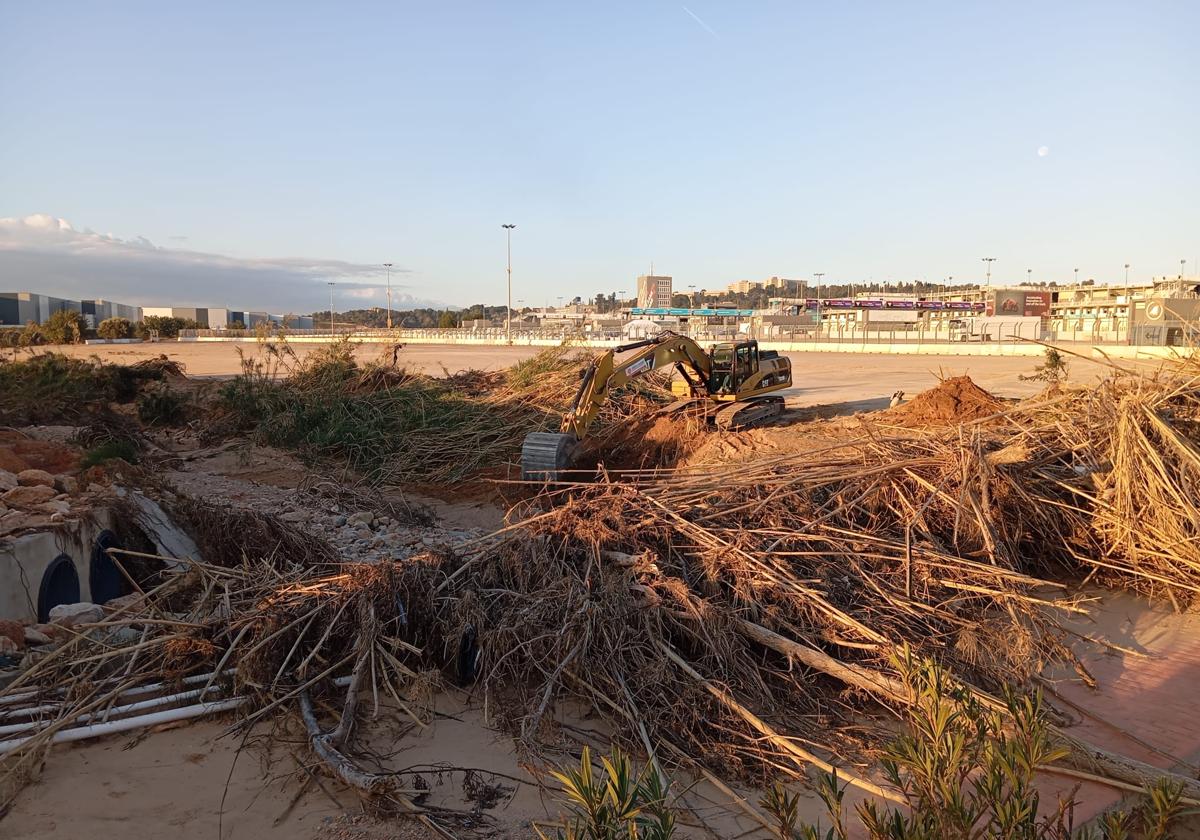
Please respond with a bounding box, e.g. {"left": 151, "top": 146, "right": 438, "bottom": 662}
{"left": 177, "top": 321, "right": 1154, "bottom": 346}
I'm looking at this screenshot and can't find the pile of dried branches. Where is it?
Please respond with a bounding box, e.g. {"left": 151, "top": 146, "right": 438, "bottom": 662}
{"left": 8, "top": 355, "right": 1200, "bottom": 824}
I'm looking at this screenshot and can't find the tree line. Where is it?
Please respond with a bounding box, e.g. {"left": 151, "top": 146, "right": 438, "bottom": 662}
{"left": 0, "top": 312, "right": 205, "bottom": 347}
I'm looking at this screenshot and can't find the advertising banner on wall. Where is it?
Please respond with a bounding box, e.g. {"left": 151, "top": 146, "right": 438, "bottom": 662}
{"left": 988, "top": 291, "right": 1025, "bottom": 317}
{"left": 1023, "top": 292, "right": 1049, "bottom": 316}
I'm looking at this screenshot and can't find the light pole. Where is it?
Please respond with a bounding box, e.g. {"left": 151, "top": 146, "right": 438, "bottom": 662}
{"left": 1027, "top": 268, "right": 1032, "bottom": 285}
{"left": 982, "top": 257, "right": 996, "bottom": 289}
{"left": 813, "top": 273, "right": 825, "bottom": 333}
{"left": 502, "top": 224, "right": 516, "bottom": 344}
{"left": 327, "top": 282, "right": 335, "bottom": 334}
{"left": 1074, "top": 267, "right": 1079, "bottom": 285}
{"left": 382, "top": 263, "right": 393, "bottom": 329}
{"left": 1182, "top": 259, "right": 1188, "bottom": 280}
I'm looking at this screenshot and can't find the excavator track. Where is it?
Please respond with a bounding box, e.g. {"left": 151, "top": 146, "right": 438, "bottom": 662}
{"left": 713, "top": 396, "right": 784, "bottom": 430}
{"left": 520, "top": 432, "right": 579, "bottom": 481}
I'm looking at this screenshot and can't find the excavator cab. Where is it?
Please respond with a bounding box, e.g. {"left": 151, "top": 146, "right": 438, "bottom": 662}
{"left": 707, "top": 341, "right": 758, "bottom": 397}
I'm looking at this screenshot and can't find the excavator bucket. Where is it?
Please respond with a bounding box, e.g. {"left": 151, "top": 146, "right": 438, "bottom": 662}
{"left": 520, "top": 432, "right": 579, "bottom": 481}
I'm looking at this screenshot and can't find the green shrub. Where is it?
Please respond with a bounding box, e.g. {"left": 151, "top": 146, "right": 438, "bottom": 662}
{"left": 19, "top": 321, "right": 44, "bottom": 346}
{"left": 40, "top": 309, "right": 89, "bottom": 345}
{"left": 81, "top": 437, "right": 140, "bottom": 468}
{"left": 538, "top": 746, "right": 676, "bottom": 840}
{"left": 0, "top": 353, "right": 167, "bottom": 423}
{"left": 137, "top": 385, "right": 187, "bottom": 425}
{"left": 97, "top": 317, "right": 134, "bottom": 339}
{"left": 1020, "top": 347, "right": 1070, "bottom": 384}
{"left": 786, "top": 652, "right": 1180, "bottom": 840}
{"left": 135, "top": 316, "right": 199, "bottom": 339}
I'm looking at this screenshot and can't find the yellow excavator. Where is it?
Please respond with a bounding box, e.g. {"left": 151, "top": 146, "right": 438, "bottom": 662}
{"left": 521, "top": 332, "right": 792, "bottom": 479}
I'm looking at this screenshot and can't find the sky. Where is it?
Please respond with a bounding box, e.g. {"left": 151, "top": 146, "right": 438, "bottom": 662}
{"left": 1, "top": 1, "right": 1197, "bottom": 313}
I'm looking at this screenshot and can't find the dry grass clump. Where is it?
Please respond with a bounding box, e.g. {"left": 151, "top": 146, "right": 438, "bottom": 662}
{"left": 212, "top": 340, "right": 674, "bottom": 485}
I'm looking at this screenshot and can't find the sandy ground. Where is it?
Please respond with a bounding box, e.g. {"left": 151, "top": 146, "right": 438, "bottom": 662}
{"left": 0, "top": 697, "right": 783, "bottom": 840}
{"left": 17, "top": 339, "right": 1144, "bottom": 402}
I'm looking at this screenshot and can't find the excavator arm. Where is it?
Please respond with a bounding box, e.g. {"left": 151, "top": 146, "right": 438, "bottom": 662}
{"left": 562, "top": 334, "right": 711, "bottom": 438}
{"left": 521, "top": 333, "right": 710, "bottom": 479}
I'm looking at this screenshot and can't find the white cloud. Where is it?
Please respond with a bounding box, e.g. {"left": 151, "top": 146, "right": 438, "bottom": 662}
{"left": 0, "top": 214, "right": 445, "bottom": 313}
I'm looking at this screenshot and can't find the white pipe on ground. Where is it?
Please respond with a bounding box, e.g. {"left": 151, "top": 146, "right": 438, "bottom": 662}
{"left": 0, "top": 685, "right": 226, "bottom": 737}
{"left": 0, "top": 670, "right": 231, "bottom": 718}
{"left": 0, "top": 697, "right": 248, "bottom": 755}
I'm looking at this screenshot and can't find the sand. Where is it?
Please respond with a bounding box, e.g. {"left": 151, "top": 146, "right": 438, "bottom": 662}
{"left": 19, "top": 340, "right": 1132, "bottom": 401}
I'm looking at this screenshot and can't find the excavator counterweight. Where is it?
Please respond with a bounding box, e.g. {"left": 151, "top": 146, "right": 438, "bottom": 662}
{"left": 521, "top": 333, "right": 791, "bottom": 481}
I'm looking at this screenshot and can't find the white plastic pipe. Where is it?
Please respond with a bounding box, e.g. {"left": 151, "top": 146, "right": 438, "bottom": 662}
{"left": 0, "top": 670, "right": 231, "bottom": 718}
{"left": 0, "top": 697, "right": 248, "bottom": 755}
{"left": 0, "top": 685, "right": 225, "bottom": 737}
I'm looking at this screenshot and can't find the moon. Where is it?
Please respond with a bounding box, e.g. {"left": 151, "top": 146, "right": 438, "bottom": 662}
{"left": 1037, "top": 145, "right": 1050, "bottom": 157}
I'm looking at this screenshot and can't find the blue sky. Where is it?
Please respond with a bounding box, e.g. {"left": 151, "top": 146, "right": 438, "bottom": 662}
{"left": 1, "top": 1, "right": 1197, "bottom": 311}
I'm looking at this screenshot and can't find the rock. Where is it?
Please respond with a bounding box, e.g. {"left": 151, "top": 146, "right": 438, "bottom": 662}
{"left": 0, "top": 470, "right": 17, "bottom": 493}
{"left": 279, "top": 510, "right": 308, "bottom": 523}
{"left": 55, "top": 475, "right": 79, "bottom": 495}
{"left": 23, "top": 626, "right": 52, "bottom": 646}
{"left": 330, "top": 514, "right": 347, "bottom": 527}
{"left": 48, "top": 602, "right": 104, "bottom": 628}
{"left": 35, "top": 499, "right": 71, "bottom": 516}
{"left": 28, "top": 623, "right": 67, "bottom": 642}
{"left": 0, "top": 637, "right": 18, "bottom": 656}
{"left": 86, "top": 482, "right": 106, "bottom": 493}
{"left": 0, "top": 620, "right": 24, "bottom": 649}
{"left": 16, "top": 469, "right": 55, "bottom": 488}
{"left": 2, "top": 484, "right": 57, "bottom": 508}
{"left": 347, "top": 511, "right": 374, "bottom": 527}
{"left": 0, "top": 510, "right": 40, "bottom": 535}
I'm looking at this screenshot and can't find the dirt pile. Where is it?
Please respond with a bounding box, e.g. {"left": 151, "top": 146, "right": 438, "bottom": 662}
{"left": 585, "top": 411, "right": 709, "bottom": 473}
{"left": 0, "top": 432, "right": 81, "bottom": 474}
{"left": 887, "top": 375, "right": 1003, "bottom": 425}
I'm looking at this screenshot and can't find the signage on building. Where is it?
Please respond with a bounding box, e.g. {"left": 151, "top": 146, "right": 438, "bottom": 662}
{"left": 1023, "top": 292, "right": 1049, "bottom": 316}
{"left": 987, "top": 290, "right": 1049, "bottom": 317}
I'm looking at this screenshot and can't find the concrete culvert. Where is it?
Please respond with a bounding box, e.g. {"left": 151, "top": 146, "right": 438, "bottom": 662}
{"left": 37, "top": 554, "right": 80, "bottom": 623}
{"left": 90, "top": 529, "right": 131, "bottom": 605}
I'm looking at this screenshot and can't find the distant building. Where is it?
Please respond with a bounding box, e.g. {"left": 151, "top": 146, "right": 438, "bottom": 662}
{"left": 726, "top": 280, "right": 755, "bottom": 294}
{"left": 0, "top": 292, "right": 82, "bottom": 326}
{"left": 726, "top": 277, "right": 791, "bottom": 294}
{"left": 81, "top": 299, "right": 141, "bottom": 327}
{"left": 143, "top": 306, "right": 213, "bottom": 326}
{"left": 637, "top": 275, "right": 673, "bottom": 309}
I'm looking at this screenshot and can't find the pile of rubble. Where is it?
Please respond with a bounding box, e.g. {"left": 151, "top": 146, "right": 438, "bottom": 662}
{"left": 0, "top": 467, "right": 111, "bottom": 537}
